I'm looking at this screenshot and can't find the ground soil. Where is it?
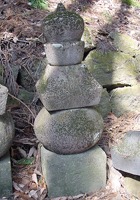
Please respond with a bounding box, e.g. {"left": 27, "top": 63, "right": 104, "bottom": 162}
{"left": 0, "top": 0, "right": 140, "bottom": 199}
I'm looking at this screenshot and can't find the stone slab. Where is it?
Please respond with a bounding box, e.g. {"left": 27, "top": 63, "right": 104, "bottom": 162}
{"left": 41, "top": 145, "right": 106, "bottom": 198}
{"left": 111, "top": 131, "right": 140, "bottom": 175}
{"left": 34, "top": 107, "right": 104, "bottom": 154}
{"left": 84, "top": 50, "right": 138, "bottom": 87}
{"left": 44, "top": 41, "right": 84, "bottom": 66}
{"left": 0, "top": 151, "right": 13, "bottom": 198}
{"left": 110, "top": 85, "right": 140, "bottom": 117}
{"left": 0, "top": 84, "right": 8, "bottom": 115}
{"left": 109, "top": 32, "right": 139, "bottom": 54}
{"left": 125, "top": 176, "right": 140, "bottom": 199}
{"left": 36, "top": 64, "right": 102, "bottom": 111}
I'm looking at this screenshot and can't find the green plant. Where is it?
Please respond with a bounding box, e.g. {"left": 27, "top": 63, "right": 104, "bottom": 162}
{"left": 28, "top": 0, "right": 48, "bottom": 9}
{"left": 121, "top": 0, "right": 140, "bottom": 7}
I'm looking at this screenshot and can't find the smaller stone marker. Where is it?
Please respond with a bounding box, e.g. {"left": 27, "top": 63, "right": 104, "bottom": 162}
{"left": 0, "top": 152, "right": 13, "bottom": 198}
{"left": 0, "top": 85, "right": 15, "bottom": 198}
{"left": 111, "top": 131, "right": 140, "bottom": 176}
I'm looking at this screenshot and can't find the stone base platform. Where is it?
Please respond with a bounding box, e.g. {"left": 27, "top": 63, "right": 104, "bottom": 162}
{"left": 41, "top": 145, "right": 106, "bottom": 198}
{"left": 0, "top": 151, "right": 13, "bottom": 198}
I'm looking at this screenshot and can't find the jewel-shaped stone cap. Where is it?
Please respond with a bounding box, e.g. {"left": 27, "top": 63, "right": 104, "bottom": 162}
{"left": 42, "top": 3, "right": 84, "bottom": 43}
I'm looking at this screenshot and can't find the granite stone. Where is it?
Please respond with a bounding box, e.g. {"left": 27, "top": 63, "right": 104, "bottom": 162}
{"left": 34, "top": 107, "right": 104, "bottom": 154}
{"left": 41, "top": 145, "right": 106, "bottom": 198}
{"left": 44, "top": 41, "right": 84, "bottom": 66}
{"left": 36, "top": 64, "right": 102, "bottom": 111}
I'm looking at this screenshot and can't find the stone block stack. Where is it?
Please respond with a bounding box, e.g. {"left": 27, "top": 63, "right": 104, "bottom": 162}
{"left": 0, "top": 84, "right": 15, "bottom": 198}
{"left": 34, "top": 3, "right": 106, "bottom": 198}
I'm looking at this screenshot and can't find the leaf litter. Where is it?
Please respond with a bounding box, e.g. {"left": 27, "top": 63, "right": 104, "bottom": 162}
{"left": 0, "top": 0, "right": 140, "bottom": 199}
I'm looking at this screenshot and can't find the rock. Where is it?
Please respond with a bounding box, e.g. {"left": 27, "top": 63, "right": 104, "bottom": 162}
{"left": 0, "top": 112, "right": 15, "bottom": 158}
{"left": 44, "top": 41, "right": 84, "bottom": 66}
{"left": 34, "top": 107, "right": 104, "bottom": 154}
{"left": 0, "top": 151, "right": 13, "bottom": 198}
{"left": 84, "top": 50, "right": 138, "bottom": 87}
{"left": 95, "top": 88, "right": 111, "bottom": 118}
{"left": 18, "top": 88, "right": 34, "bottom": 104}
{"left": 0, "top": 85, "right": 8, "bottom": 115}
{"left": 125, "top": 176, "right": 140, "bottom": 199}
{"left": 20, "top": 58, "right": 47, "bottom": 92}
{"left": 41, "top": 144, "right": 106, "bottom": 198}
{"left": 109, "top": 32, "right": 139, "bottom": 54}
{"left": 81, "top": 26, "right": 96, "bottom": 53}
{"left": 36, "top": 64, "right": 102, "bottom": 111}
{"left": 110, "top": 85, "right": 140, "bottom": 117}
{"left": 111, "top": 131, "right": 140, "bottom": 176}
{"left": 42, "top": 3, "right": 84, "bottom": 43}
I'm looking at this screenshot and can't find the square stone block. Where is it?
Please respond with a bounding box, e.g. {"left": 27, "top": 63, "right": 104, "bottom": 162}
{"left": 41, "top": 145, "right": 106, "bottom": 198}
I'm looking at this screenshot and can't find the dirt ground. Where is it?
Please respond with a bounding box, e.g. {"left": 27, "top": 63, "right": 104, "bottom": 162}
{"left": 0, "top": 0, "right": 140, "bottom": 199}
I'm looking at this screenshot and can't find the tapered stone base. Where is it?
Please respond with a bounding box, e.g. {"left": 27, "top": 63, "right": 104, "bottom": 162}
{"left": 41, "top": 145, "right": 106, "bottom": 198}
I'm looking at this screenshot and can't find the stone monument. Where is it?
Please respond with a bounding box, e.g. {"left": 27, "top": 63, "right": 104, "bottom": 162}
{"left": 0, "top": 84, "right": 15, "bottom": 198}
{"left": 34, "top": 3, "right": 106, "bottom": 198}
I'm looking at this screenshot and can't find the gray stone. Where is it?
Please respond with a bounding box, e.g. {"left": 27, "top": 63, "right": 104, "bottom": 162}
{"left": 95, "top": 88, "right": 111, "bottom": 118}
{"left": 0, "top": 151, "right": 13, "bottom": 198}
{"left": 110, "top": 85, "right": 140, "bottom": 117}
{"left": 44, "top": 41, "right": 84, "bottom": 66}
{"left": 20, "top": 58, "right": 47, "bottom": 92}
{"left": 0, "top": 84, "right": 8, "bottom": 115}
{"left": 125, "top": 176, "right": 140, "bottom": 199}
{"left": 42, "top": 3, "right": 84, "bottom": 43}
{"left": 41, "top": 145, "right": 106, "bottom": 198}
{"left": 0, "top": 112, "right": 15, "bottom": 158}
{"left": 84, "top": 50, "right": 138, "bottom": 87}
{"left": 81, "top": 26, "right": 96, "bottom": 53}
{"left": 109, "top": 32, "right": 139, "bottom": 54}
{"left": 34, "top": 107, "right": 104, "bottom": 154}
{"left": 36, "top": 64, "right": 102, "bottom": 111}
{"left": 111, "top": 131, "right": 140, "bottom": 175}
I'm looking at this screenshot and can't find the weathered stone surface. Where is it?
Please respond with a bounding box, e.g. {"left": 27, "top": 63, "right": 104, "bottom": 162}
{"left": 20, "top": 58, "right": 47, "bottom": 92}
{"left": 125, "top": 176, "right": 140, "bottom": 198}
{"left": 95, "top": 88, "right": 111, "bottom": 118}
{"left": 36, "top": 64, "right": 102, "bottom": 111}
{"left": 110, "top": 85, "right": 140, "bottom": 117}
{"left": 81, "top": 26, "right": 96, "bottom": 53}
{"left": 84, "top": 50, "right": 138, "bottom": 87}
{"left": 42, "top": 3, "right": 84, "bottom": 43}
{"left": 0, "top": 151, "right": 13, "bottom": 198}
{"left": 0, "top": 112, "right": 15, "bottom": 158}
{"left": 44, "top": 41, "right": 84, "bottom": 66}
{"left": 0, "top": 84, "right": 8, "bottom": 115}
{"left": 111, "top": 131, "right": 140, "bottom": 175}
{"left": 41, "top": 145, "right": 106, "bottom": 198}
{"left": 109, "top": 32, "right": 139, "bottom": 54}
{"left": 34, "top": 107, "right": 104, "bottom": 154}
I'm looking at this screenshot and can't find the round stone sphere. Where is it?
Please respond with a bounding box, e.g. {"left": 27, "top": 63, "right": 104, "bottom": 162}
{"left": 0, "top": 112, "right": 15, "bottom": 158}
{"left": 34, "top": 107, "right": 104, "bottom": 155}
{"left": 42, "top": 3, "right": 84, "bottom": 43}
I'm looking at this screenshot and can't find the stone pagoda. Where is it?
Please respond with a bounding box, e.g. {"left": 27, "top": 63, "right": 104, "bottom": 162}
{"left": 34, "top": 3, "right": 106, "bottom": 198}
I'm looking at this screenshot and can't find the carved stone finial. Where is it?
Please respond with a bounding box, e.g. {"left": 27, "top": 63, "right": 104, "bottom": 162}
{"left": 42, "top": 3, "right": 84, "bottom": 43}
{"left": 56, "top": 3, "right": 66, "bottom": 12}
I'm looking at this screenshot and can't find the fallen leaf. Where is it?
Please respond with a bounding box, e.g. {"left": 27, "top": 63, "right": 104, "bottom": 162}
{"left": 17, "top": 147, "right": 27, "bottom": 158}
{"left": 32, "top": 173, "right": 38, "bottom": 186}
{"left": 28, "top": 146, "right": 36, "bottom": 158}
{"left": 13, "top": 181, "right": 23, "bottom": 193}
